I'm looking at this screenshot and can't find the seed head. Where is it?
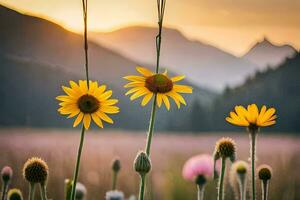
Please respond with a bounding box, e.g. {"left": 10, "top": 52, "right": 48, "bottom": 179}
{"left": 23, "top": 157, "right": 49, "bottom": 184}
{"left": 112, "top": 158, "right": 121, "bottom": 173}
{"left": 7, "top": 189, "right": 23, "bottom": 200}
{"left": 234, "top": 160, "right": 248, "bottom": 175}
{"left": 64, "top": 179, "right": 73, "bottom": 200}
{"left": 134, "top": 151, "right": 151, "bottom": 175}
{"left": 105, "top": 190, "right": 124, "bottom": 200}
{"left": 75, "top": 182, "right": 87, "bottom": 200}
{"left": 258, "top": 165, "right": 272, "bottom": 181}
{"left": 1, "top": 166, "right": 13, "bottom": 182}
{"left": 214, "top": 137, "right": 236, "bottom": 161}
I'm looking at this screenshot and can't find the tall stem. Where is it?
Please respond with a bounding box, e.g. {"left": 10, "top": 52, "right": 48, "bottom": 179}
{"left": 70, "top": 1, "right": 89, "bottom": 199}
{"left": 197, "top": 184, "right": 205, "bottom": 200}
{"left": 218, "top": 158, "right": 226, "bottom": 200}
{"left": 238, "top": 175, "right": 246, "bottom": 200}
{"left": 138, "top": 175, "right": 146, "bottom": 200}
{"left": 261, "top": 180, "right": 269, "bottom": 200}
{"left": 40, "top": 184, "right": 48, "bottom": 200}
{"left": 250, "top": 131, "right": 257, "bottom": 200}
{"left": 70, "top": 126, "right": 86, "bottom": 200}
{"left": 29, "top": 183, "right": 36, "bottom": 200}
{"left": 1, "top": 182, "right": 8, "bottom": 200}
{"left": 112, "top": 171, "right": 117, "bottom": 190}
{"left": 145, "top": 94, "right": 157, "bottom": 155}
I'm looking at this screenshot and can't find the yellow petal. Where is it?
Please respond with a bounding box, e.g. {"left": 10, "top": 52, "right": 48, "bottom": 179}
{"left": 83, "top": 114, "right": 91, "bottom": 129}
{"left": 73, "top": 113, "right": 84, "bottom": 127}
{"left": 91, "top": 113, "right": 103, "bottom": 128}
{"left": 125, "top": 87, "right": 144, "bottom": 96}
{"left": 136, "top": 66, "right": 154, "bottom": 77}
{"left": 96, "top": 111, "right": 114, "bottom": 124}
{"left": 123, "top": 75, "right": 145, "bottom": 82}
{"left": 157, "top": 93, "right": 162, "bottom": 107}
{"left": 171, "top": 75, "right": 185, "bottom": 82}
{"left": 260, "top": 108, "right": 276, "bottom": 123}
{"left": 67, "top": 109, "right": 80, "bottom": 118}
{"left": 124, "top": 82, "right": 145, "bottom": 88}
{"left": 100, "top": 106, "right": 120, "bottom": 114}
{"left": 99, "top": 90, "right": 112, "bottom": 101}
{"left": 94, "top": 85, "right": 107, "bottom": 96}
{"left": 101, "top": 99, "right": 118, "bottom": 106}
{"left": 141, "top": 93, "right": 153, "bottom": 106}
{"left": 173, "top": 85, "right": 193, "bottom": 93}
{"left": 130, "top": 89, "right": 148, "bottom": 101}
{"left": 162, "top": 95, "right": 170, "bottom": 110}
{"left": 168, "top": 94, "right": 181, "bottom": 108}
{"left": 168, "top": 92, "right": 186, "bottom": 105}
{"left": 79, "top": 80, "right": 88, "bottom": 93}
{"left": 260, "top": 120, "right": 276, "bottom": 127}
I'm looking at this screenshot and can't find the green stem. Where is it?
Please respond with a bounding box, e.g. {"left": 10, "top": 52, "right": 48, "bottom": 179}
{"left": 70, "top": 126, "right": 86, "bottom": 200}
{"left": 40, "top": 184, "right": 48, "bottom": 200}
{"left": 250, "top": 131, "right": 257, "bottom": 200}
{"left": 138, "top": 175, "right": 146, "bottom": 200}
{"left": 261, "top": 180, "right": 269, "bottom": 200}
{"left": 1, "top": 182, "right": 8, "bottom": 200}
{"left": 197, "top": 184, "right": 205, "bottom": 200}
{"left": 145, "top": 94, "right": 157, "bottom": 155}
{"left": 82, "top": 0, "right": 89, "bottom": 87}
{"left": 238, "top": 175, "right": 246, "bottom": 200}
{"left": 218, "top": 158, "right": 226, "bottom": 200}
{"left": 29, "top": 183, "right": 36, "bottom": 200}
{"left": 112, "top": 172, "right": 117, "bottom": 190}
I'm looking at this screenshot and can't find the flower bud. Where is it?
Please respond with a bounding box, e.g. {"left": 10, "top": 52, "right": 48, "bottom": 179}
{"left": 258, "top": 165, "right": 272, "bottom": 181}
{"left": 134, "top": 151, "right": 151, "bottom": 176}
{"left": 7, "top": 188, "right": 23, "bottom": 200}
{"left": 75, "top": 182, "right": 87, "bottom": 200}
{"left": 214, "top": 137, "right": 236, "bottom": 161}
{"left": 105, "top": 190, "right": 124, "bottom": 200}
{"left": 1, "top": 166, "right": 13, "bottom": 183}
{"left": 112, "top": 158, "right": 121, "bottom": 173}
{"left": 234, "top": 161, "right": 248, "bottom": 175}
{"left": 23, "top": 157, "right": 49, "bottom": 184}
{"left": 64, "top": 179, "right": 73, "bottom": 200}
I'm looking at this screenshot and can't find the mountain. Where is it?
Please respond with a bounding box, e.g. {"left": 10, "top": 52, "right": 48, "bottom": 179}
{"left": 243, "top": 37, "right": 297, "bottom": 69}
{"left": 210, "top": 53, "right": 300, "bottom": 132}
{"left": 90, "top": 26, "right": 259, "bottom": 91}
{"left": 0, "top": 5, "right": 215, "bottom": 130}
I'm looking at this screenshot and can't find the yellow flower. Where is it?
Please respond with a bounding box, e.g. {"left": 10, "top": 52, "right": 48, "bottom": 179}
{"left": 124, "top": 67, "right": 193, "bottom": 110}
{"left": 56, "top": 80, "right": 119, "bottom": 129}
{"left": 226, "top": 104, "right": 276, "bottom": 128}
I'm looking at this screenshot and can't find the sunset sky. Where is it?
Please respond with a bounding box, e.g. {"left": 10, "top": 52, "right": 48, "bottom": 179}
{"left": 1, "top": 0, "right": 299, "bottom": 55}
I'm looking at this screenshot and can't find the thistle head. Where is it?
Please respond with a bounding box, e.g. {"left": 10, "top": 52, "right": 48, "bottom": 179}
{"left": 105, "top": 190, "right": 124, "bottom": 200}
{"left": 7, "top": 189, "right": 23, "bottom": 200}
{"left": 258, "top": 164, "right": 272, "bottom": 181}
{"left": 134, "top": 151, "right": 151, "bottom": 176}
{"left": 214, "top": 137, "right": 236, "bottom": 162}
{"left": 1, "top": 166, "right": 13, "bottom": 183}
{"left": 112, "top": 157, "right": 121, "bottom": 173}
{"left": 23, "top": 157, "right": 49, "bottom": 185}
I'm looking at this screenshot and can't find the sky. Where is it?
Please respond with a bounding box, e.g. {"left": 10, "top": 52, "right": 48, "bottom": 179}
{"left": 1, "top": 0, "right": 299, "bottom": 55}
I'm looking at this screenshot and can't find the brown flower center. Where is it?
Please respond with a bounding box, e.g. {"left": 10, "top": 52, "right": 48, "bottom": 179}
{"left": 145, "top": 74, "right": 173, "bottom": 93}
{"left": 77, "top": 94, "right": 99, "bottom": 113}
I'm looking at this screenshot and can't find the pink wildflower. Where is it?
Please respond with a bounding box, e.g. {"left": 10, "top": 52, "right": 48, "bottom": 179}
{"left": 182, "top": 154, "right": 218, "bottom": 182}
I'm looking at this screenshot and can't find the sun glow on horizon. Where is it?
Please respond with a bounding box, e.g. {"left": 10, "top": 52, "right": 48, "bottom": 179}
{"left": 1, "top": 0, "right": 299, "bottom": 56}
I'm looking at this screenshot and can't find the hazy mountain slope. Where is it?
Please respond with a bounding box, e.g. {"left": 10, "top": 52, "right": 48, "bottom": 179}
{"left": 90, "top": 26, "right": 259, "bottom": 91}
{"left": 211, "top": 53, "right": 300, "bottom": 132}
{"left": 0, "top": 5, "right": 216, "bottom": 130}
{"left": 243, "top": 38, "right": 297, "bottom": 69}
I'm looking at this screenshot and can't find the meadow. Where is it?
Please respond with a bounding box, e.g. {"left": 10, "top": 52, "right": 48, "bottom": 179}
{"left": 0, "top": 129, "right": 299, "bottom": 200}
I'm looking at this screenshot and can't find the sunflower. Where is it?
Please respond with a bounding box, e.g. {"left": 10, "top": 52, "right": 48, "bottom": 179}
{"left": 56, "top": 80, "right": 119, "bottom": 129}
{"left": 124, "top": 67, "right": 193, "bottom": 110}
{"left": 225, "top": 104, "right": 276, "bottom": 129}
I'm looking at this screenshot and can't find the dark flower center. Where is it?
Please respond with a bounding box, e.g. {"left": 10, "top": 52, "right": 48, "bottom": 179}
{"left": 145, "top": 74, "right": 173, "bottom": 93}
{"left": 77, "top": 95, "right": 99, "bottom": 113}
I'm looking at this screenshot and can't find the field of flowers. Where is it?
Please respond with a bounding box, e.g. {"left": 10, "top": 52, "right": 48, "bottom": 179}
{"left": 0, "top": 129, "right": 299, "bottom": 200}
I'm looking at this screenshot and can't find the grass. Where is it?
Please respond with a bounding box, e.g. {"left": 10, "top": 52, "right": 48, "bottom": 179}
{"left": 0, "top": 128, "right": 299, "bottom": 200}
